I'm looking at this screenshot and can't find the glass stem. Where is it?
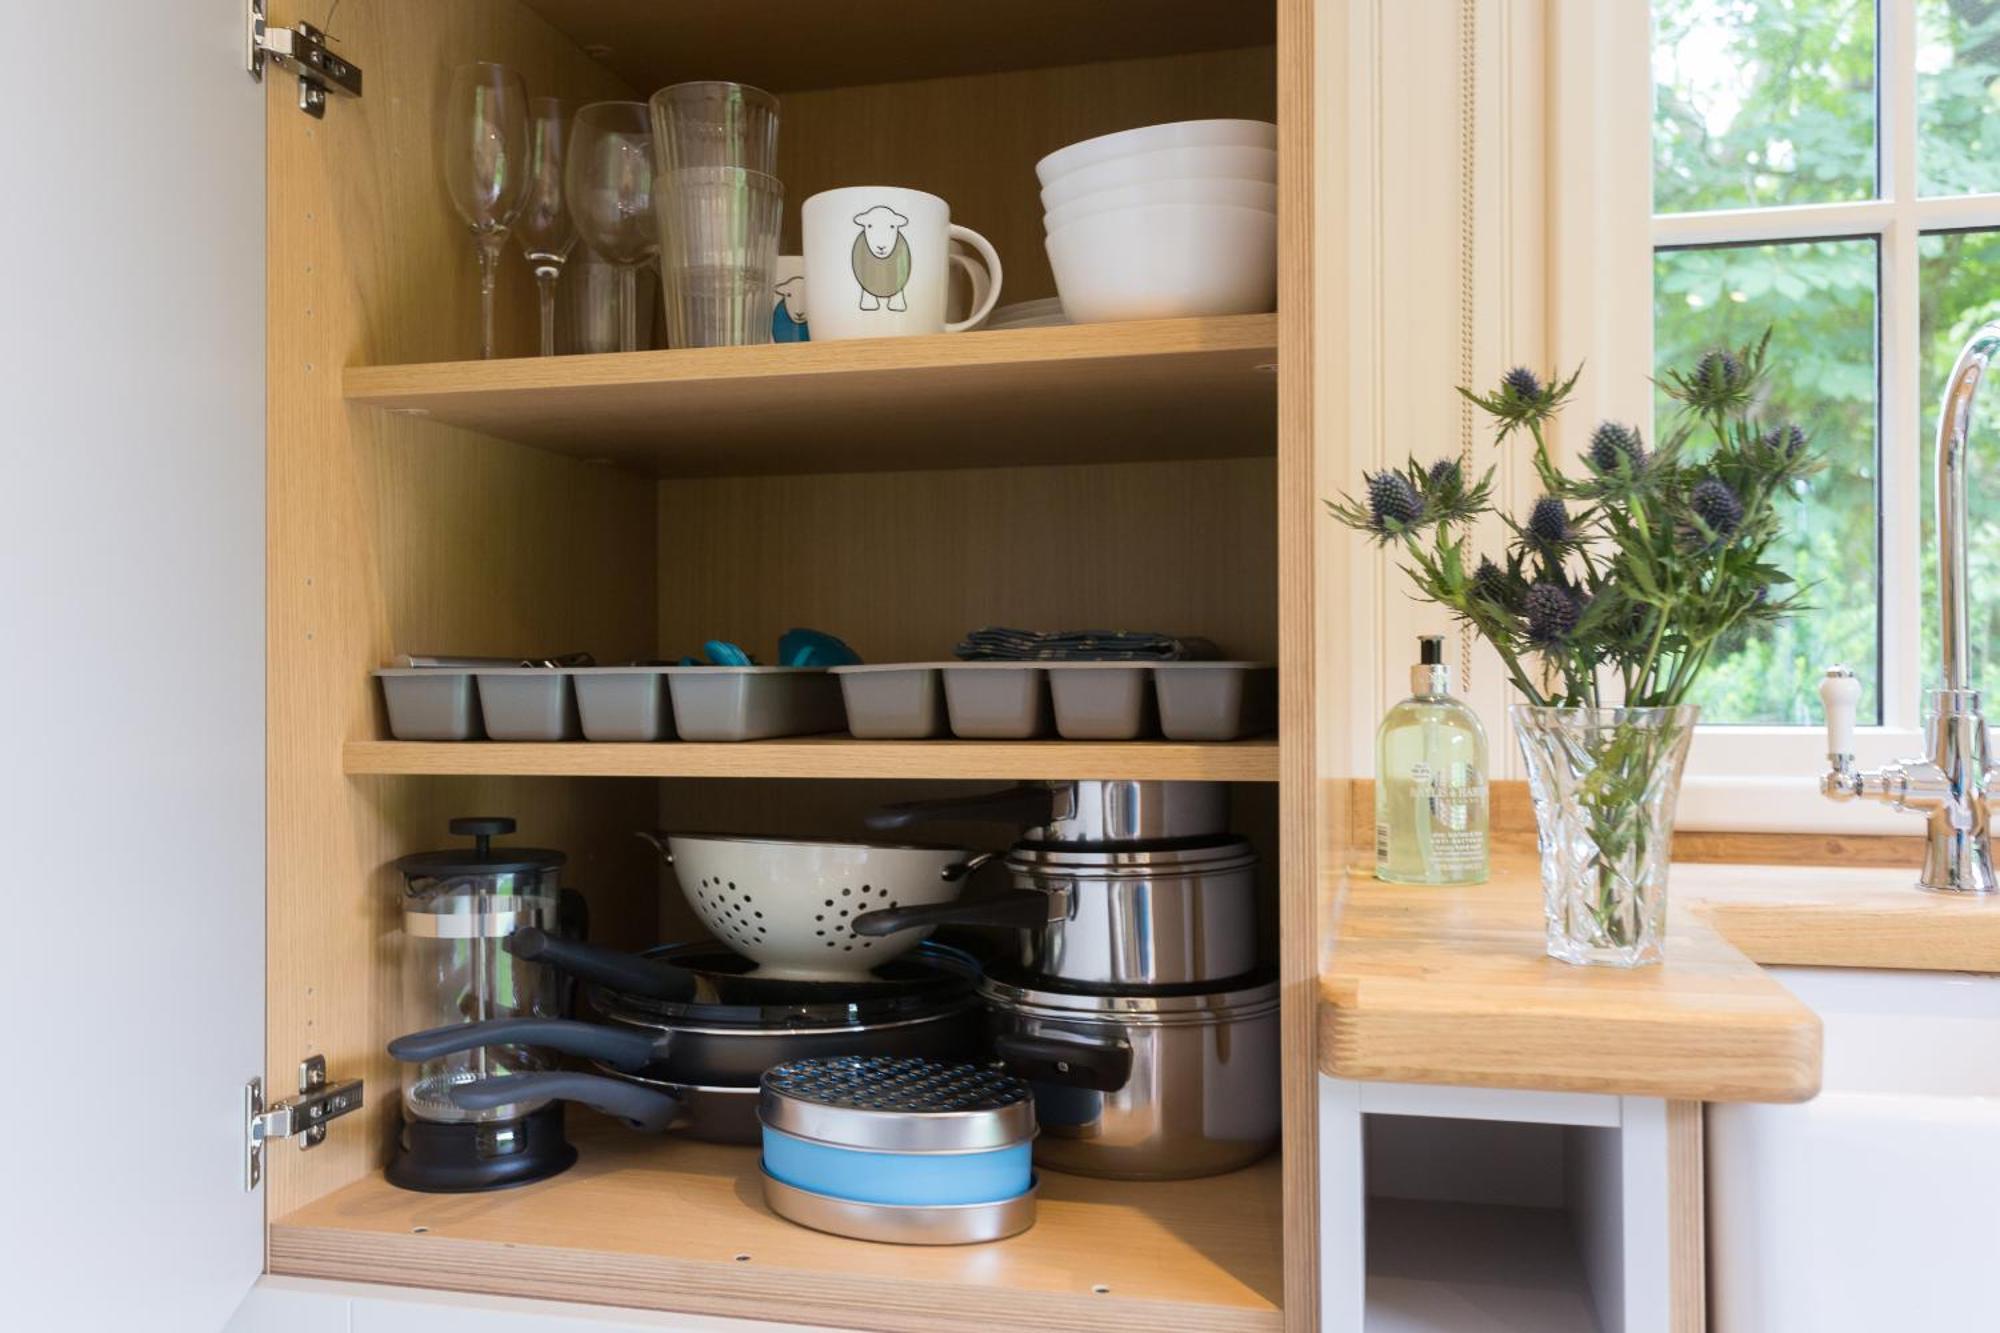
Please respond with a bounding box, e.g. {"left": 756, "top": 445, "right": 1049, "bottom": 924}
{"left": 535, "top": 267, "right": 561, "bottom": 357}
{"left": 619, "top": 264, "right": 639, "bottom": 353}
{"left": 476, "top": 233, "right": 505, "bottom": 360}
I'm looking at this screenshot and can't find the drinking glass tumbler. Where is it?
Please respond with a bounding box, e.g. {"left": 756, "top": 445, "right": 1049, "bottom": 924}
{"left": 444, "top": 63, "right": 530, "bottom": 359}
{"left": 565, "top": 102, "right": 657, "bottom": 353}
{"left": 647, "top": 81, "right": 780, "bottom": 173}
{"left": 516, "top": 97, "right": 577, "bottom": 357}
{"left": 656, "top": 167, "right": 784, "bottom": 348}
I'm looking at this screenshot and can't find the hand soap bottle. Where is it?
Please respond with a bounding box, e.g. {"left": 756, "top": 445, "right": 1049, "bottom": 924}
{"left": 1375, "top": 635, "right": 1489, "bottom": 884}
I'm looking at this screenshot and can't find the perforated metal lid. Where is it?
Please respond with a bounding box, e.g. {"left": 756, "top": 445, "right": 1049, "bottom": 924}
{"left": 758, "top": 1056, "right": 1036, "bottom": 1153}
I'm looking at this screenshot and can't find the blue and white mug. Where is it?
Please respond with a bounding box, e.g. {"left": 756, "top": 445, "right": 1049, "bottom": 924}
{"left": 771, "top": 254, "right": 810, "bottom": 343}
{"left": 801, "top": 186, "right": 1003, "bottom": 340}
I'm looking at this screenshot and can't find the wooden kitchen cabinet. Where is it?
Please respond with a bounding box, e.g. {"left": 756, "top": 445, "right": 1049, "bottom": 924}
{"left": 246, "top": 2, "right": 1331, "bottom": 1331}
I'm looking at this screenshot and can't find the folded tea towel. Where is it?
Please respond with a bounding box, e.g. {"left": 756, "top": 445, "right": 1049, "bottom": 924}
{"left": 954, "top": 627, "right": 1220, "bottom": 662}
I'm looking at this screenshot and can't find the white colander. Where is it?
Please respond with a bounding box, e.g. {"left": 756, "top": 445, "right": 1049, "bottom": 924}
{"left": 645, "top": 832, "right": 991, "bottom": 981}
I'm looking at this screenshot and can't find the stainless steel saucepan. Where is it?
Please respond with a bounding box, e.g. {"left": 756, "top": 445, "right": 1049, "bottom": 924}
{"left": 852, "top": 836, "right": 1258, "bottom": 987}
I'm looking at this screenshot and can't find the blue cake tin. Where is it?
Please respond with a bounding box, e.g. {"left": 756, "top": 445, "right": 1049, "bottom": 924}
{"left": 758, "top": 1056, "right": 1038, "bottom": 1244}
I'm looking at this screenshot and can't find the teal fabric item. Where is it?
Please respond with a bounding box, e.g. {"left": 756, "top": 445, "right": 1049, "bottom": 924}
{"left": 761, "top": 1127, "right": 1032, "bottom": 1206}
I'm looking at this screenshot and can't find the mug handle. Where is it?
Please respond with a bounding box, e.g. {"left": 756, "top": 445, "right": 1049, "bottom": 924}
{"left": 949, "top": 251, "right": 991, "bottom": 329}
{"left": 943, "top": 224, "right": 1004, "bottom": 333}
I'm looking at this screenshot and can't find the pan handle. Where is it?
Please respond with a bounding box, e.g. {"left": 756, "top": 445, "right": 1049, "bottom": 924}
{"left": 993, "top": 1031, "right": 1133, "bottom": 1093}
{"left": 851, "top": 890, "right": 1052, "bottom": 937}
{"left": 864, "top": 785, "right": 1055, "bottom": 833}
{"left": 450, "top": 1072, "right": 682, "bottom": 1134}
{"left": 505, "top": 927, "right": 697, "bottom": 1004}
{"left": 386, "top": 1017, "right": 660, "bottom": 1072}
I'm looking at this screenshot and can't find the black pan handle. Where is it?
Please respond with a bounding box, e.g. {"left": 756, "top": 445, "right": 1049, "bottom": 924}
{"left": 994, "top": 1032, "right": 1133, "bottom": 1093}
{"left": 449, "top": 1072, "right": 682, "bottom": 1134}
{"left": 864, "top": 785, "right": 1055, "bottom": 832}
{"left": 505, "top": 927, "right": 696, "bottom": 1003}
{"left": 386, "top": 1017, "right": 660, "bottom": 1072}
{"left": 851, "top": 890, "right": 1051, "bottom": 937}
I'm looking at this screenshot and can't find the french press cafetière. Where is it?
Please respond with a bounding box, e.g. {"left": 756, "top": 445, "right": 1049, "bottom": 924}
{"left": 386, "top": 817, "right": 572, "bottom": 1192}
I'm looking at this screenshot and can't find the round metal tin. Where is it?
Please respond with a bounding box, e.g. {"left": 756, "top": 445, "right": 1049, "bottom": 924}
{"left": 760, "top": 1167, "right": 1037, "bottom": 1245}
{"left": 758, "top": 1056, "right": 1036, "bottom": 1153}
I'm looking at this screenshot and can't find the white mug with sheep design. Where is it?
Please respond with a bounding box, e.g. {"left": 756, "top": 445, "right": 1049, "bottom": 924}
{"left": 801, "top": 185, "right": 1003, "bottom": 340}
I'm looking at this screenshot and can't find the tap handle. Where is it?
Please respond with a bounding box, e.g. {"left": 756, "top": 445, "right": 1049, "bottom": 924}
{"left": 1821, "top": 666, "right": 1860, "bottom": 762}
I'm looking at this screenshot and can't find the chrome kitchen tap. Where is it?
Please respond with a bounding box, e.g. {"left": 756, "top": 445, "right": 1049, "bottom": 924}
{"left": 1820, "top": 319, "right": 2000, "bottom": 894}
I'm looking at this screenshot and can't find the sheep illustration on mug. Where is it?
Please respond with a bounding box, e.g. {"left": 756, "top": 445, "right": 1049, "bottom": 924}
{"left": 850, "top": 204, "right": 913, "bottom": 312}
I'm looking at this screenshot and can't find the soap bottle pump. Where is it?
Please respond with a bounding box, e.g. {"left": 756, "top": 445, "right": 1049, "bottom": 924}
{"left": 1374, "top": 635, "right": 1489, "bottom": 884}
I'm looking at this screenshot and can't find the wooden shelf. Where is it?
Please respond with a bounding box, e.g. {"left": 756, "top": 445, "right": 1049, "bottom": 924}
{"left": 345, "top": 738, "right": 1281, "bottom": 782}
{"left": 343, "top": 315, "right": 1278, "bottom": 477}
{"left": 1318, "top": 856, "right": 1824, "bottom": 1103}
{"left": 270, "top": 1125, "right": 1283, "bottom": 1333}
{"left": 516, "top": 1, "right": 1274, "bottom": 94}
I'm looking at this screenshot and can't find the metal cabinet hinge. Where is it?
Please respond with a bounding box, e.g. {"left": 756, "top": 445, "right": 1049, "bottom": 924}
{"left": 245, "top": 1055, "right": 364, "bottom": 1190}
{"left": 247, "top": 0, "right": 363, "bottom": 118}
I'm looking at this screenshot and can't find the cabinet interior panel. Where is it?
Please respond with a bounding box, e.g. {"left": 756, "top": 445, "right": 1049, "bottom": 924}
{"left": 267, "top": 0, "right": 656, "bottom": 1217}
{"left": 655, "top": 457, "right": 1277, "bottom": 665}
{"left": 777, "top": 45, "right": 1276, "bottom": 303}
{"left": 518, "top": 0, "right": 1274, "bottom": 94}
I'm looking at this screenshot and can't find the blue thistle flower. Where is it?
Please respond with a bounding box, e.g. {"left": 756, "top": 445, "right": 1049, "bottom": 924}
{"left": 1760, "top": 423, "right": 1807, "bottom": 461}
{"left": 1588, "top": 421, "right": 1648, "bottom": 474}
{"left": 1502, "top": 366, "right": 1545, "bottom": 401}
{"left": 1689, "top": 478, "right": 1744, "bottom": 541}
{"left": 1427, "top": 457, "right": 1462, "bottom": 491}
{"left": 1472, "top": 556, "right": 1511, "bottom": 606}
{"left": 1528, "top": 494, "right": 1571, "bottom": 547}
{"left": 1365, "top": 470, "right": 1424, "bottom": 534}
{"left": 1523, "top": 581, "right": 1580, "bottom": 647}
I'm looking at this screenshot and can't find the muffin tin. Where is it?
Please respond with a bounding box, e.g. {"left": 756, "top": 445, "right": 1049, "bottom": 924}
{"left": 377, "top": 665, "right": 845, "bottom": 742}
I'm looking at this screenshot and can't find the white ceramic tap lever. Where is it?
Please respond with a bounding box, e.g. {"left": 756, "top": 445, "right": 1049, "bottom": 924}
{"left": 1821, "top": 665, "right": 1859, "bottom": 763}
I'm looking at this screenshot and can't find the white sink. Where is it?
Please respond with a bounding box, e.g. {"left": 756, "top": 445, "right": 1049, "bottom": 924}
{"left": 1708, "top": 966, "right": 2000, "bottom": 1332}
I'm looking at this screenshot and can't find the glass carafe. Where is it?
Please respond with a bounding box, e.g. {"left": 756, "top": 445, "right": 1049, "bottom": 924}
{"left": 397, "top": 817, "right": 565, "bottom": 1124}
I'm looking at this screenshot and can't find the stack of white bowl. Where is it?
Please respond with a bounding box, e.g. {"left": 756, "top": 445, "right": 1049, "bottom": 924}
{"left": 1038, "top": 119, "right": 1277, "bottom": 325}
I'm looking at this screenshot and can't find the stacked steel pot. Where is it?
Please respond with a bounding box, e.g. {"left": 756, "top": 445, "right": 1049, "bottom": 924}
{"left": 853, "top": 780, "right": 1279, "bottom": 1180}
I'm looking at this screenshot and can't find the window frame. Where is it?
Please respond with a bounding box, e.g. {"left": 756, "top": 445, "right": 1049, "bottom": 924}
{"left": 1633, "top": 0, "right": 2000, "bottom": 824}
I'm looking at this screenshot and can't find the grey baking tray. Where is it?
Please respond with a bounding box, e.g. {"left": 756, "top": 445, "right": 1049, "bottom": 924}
{"left": 1152, "top": 662, "right": 1278, "bottom": 740}
{"left": 665, "top": 667, "right": 846, "bottom": 741}
{"left": 474, "top": 668, "right": 583, "bottom": 741}
{"left": 831, "top": 664, "right": 948, "bottom": 739}
{"left": 1045, "top": 663, "right": 1158, "bottom": 740}
{"left": 375, "top": 668, "right": 483, "bottom": 741}
{"left": 572, "top": 667, "right": 677, "bottom": 742}
{"left": 941, "top": 664, "right": 1052, "bottom": 739}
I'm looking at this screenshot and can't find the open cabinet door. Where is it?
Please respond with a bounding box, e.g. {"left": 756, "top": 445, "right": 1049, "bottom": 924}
{"left": 0, "top": 0, "right": 266, "bottom": 1325}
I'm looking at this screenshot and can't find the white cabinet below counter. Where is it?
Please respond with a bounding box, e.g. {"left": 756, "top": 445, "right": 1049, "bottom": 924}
{"left": 1709, "top": 966, "right": 2000, "bottom": 1333}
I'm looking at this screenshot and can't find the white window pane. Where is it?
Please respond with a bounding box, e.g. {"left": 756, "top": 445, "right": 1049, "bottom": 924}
{"left": 1917, "top": 0, "right": 2000, "bottom": 196}
{"left": 1654, "top": 239, "right": 1882, "bottom": 724}
{"left": 1918, "top": 230, "right": 2000, "bottom": 700}
{"left": 1654, "top": 0, "right": 1878, "bottom": 214}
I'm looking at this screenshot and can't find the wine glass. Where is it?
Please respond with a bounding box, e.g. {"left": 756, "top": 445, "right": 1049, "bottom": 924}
{"left": 516, "top": 97, "right": 576, "bottom": 357}
{"left": 565, "top": 102, "right": 657, "bottom": 352}
{"left": 443, "top": 63, "right": 529, "bottom": 359}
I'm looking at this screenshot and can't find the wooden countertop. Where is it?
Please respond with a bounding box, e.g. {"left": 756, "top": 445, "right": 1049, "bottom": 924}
{"left": 1317, "top": 855, "right": 2000, "bottom": 1103}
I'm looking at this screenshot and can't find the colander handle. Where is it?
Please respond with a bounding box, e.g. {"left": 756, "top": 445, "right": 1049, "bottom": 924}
{"left": 450, "top": 1072, "right": 682, "bottom": 1134}
{"left": 387, "top": 1017, "right": 661, "bottom": 1072}
{"left": 940, "top": 850, "right": 1003, "bottom": 883}
{"left": 865, "top": 785, "right": 1055, "bottom": 832}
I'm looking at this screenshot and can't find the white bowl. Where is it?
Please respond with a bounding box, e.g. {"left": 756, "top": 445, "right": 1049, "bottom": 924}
{"left": 1043, "top": 177, "right": 1277, "bottom": 234}
{"left": 1046, "top": 203, "right": 1277, "bottom": 324}
{"left": 1039, "top": 145, "right": 1277, "bottom": 212}
{"left": 1036, "top": 119, "right": 1277, "bottom": 186}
